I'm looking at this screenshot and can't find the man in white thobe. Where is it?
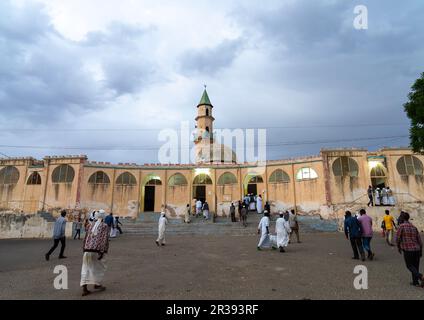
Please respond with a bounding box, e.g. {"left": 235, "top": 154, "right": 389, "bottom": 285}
{"left": 375, "top": 188, "right": 381, "bottom": 206}
{"left": 156, "top": 212, "right": 168, "bottom": 246}
{"left": 274, "top": 212, "right": 291, "bottom": 252}
{"left": 195, "top": 199, "right": 202, "bottom": 217}
{"left": 382, "top": 187, "right": 389, "bottom": 206}
{"left": 257, "top": 211, "right": 271, "bottom": 250}
{"left": 387, "top": 187, "right": 396, "bottom": 206}
{"left": 256, "top": 195, "right": 263, "bottom": 214}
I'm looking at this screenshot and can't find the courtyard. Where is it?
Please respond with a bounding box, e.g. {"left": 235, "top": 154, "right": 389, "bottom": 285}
{"left": 1, "top": 232, "right": 424, "bottom": 300}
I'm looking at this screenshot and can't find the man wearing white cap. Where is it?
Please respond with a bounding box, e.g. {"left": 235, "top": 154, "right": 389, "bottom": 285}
{"left": 80, "top": 210, "right": 109, "bottom": 296}
{"left": 156, "top": 211, "right": 168, "bottom": 246}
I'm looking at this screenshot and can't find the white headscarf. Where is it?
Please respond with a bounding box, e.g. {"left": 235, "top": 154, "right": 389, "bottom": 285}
{"left": 92, "top": 210, "right": 105, "bottom": 236}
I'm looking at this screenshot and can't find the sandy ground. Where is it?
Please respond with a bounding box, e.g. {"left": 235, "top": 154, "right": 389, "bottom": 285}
{"left": 1, "top": 232, "right": 424, "bottom": 300}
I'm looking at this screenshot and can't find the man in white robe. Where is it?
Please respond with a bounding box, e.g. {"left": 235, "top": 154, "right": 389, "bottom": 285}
{"left": 80, "top": 210, "right": 109, "bottom": 296}
{"left": 156, "top": 212, "right": 168, "bottom": 246}
{"left": 273, "top": 211, "right": 292, "bottom": 252}
{"left": 382, "top": 187, "right": 389, "bottom": 206}
{"left": 185, "top": 204, "right": 191, "bottom": 223}
{"left": 256, "top": 195, "right": 263, "bottom": 214}
{"left": 257, "top": 211, "right": 271, "bottom": 250}
{"left": 387, "top": 187, "right": 396, "bottom": 206}
{"left": 375, "top": 188, "right": 381, "bottom": 206}
{"left": 195, "top": 199, "right": 202, "bottom": 217}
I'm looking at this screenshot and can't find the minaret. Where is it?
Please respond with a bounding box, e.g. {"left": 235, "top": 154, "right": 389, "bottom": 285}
{"left": 194, "top": 87, "right": 215, "bottom": 144}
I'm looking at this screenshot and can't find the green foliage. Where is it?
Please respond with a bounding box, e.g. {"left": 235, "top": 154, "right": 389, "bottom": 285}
{"left": 404, "top": 72, "right": 424, "bottom": 153}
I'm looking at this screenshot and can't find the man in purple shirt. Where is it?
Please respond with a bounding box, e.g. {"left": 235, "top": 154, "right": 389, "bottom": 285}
{"left": 358, "top": 209, "right": 375, "bottom": 260}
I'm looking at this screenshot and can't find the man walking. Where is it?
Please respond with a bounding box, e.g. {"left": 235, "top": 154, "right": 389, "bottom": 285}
{"left": 156, "top": 212, "right": 168, "bottom": 246}
{"left": 115, "top": 216, "right": 123, "bottom": 234}
{"left": 344, "top": 211, "right": 366, "bottom": 261}
{"left": 45, "top": 210, "right": 67, "bottom": 261}
{"left": 74, "top": 218, "right": 83, "bottom": 240}
{"left": 367, "top": 186, "right": 374, "bottom": 207}
{"left": 80, "top": 210, "right": 109, "bottom": 296}
{"left": 357, "top": 209, "right": 374, "bottom": 260}
{"left": 289, "top": 209, "right": 301, "bottom": 243}
{"left": 195, "top": 199, "right": 202, "bottom": 218}
{"left": 230, "top": 203, "right": 236, "bottom": 222}
{"left": 104, "top": 212, "right": 114, "bottom": 230}
{"left": 240, "top": 204, "right": 248, "bottom": 227}
{"left": 274, "top": 211, "right": 291, "bottom": 253}
{"left": 257, "top": 211, "right": 271, "bottom": 250}
{"left": 383, "top": 210, "right": 397, "bottom": 246}
{"left": 396, "top": 212, "right": 424, "bottom": 287}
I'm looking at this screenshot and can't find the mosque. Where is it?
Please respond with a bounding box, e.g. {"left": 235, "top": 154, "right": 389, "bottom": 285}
{"left": 1, "top": 89, "right": 424, "bottom": 222}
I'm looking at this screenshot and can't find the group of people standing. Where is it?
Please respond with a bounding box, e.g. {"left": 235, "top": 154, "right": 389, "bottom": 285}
{"left": 257, "top": 209, "right": 301, "bottom": 253}
{"left": 344, "top": 208, "right": 424, "bottom": 287}
{"left": 367, "top": 185, "right": 396, "bottom": 207}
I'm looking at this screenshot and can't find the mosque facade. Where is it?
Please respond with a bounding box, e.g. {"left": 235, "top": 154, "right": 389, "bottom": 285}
{"left": 1, "top": 90, "right": 424, "bottom": 222}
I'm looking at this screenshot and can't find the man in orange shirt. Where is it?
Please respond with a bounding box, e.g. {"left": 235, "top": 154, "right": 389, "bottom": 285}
{"left": 383, "top": 210, "right": 397, "bottom": 246}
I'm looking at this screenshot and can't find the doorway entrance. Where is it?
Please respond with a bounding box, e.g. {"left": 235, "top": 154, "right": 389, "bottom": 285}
{"left": 193, "top": 185, "right": 206, "bottom": 203}
{"left": 144, "top": 186, "right": 155, "bottom": 212}
{"left": 143, "top": 177, "right": 162, "bottom": 212}
{"left": 370, "top": 163, "right": 387, "bottom": 189}
{"left": 247, "top": 184, "right": 257, "bottom": 195}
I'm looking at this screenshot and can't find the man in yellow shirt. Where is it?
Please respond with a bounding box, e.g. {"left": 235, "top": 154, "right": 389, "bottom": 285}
{"left": 383, "top": 210, "right": 397, "bottom": 246}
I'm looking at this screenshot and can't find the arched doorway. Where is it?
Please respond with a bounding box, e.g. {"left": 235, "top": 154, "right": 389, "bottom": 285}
{"left": 193, "top": 173, "right": 212, "bottom": 203}
{"left": 243, "top": 174, "right": 264, "bottom": 196}
{"left": 142, "top": 175, "right": 162, "bottom": 212}
{"left": 370, "top": 163, "right": 387, "bottom": 189}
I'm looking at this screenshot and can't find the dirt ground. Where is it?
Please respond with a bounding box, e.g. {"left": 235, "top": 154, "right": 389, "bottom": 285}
{"left": 1, "top": 232, "right": 424, "bottom": 300}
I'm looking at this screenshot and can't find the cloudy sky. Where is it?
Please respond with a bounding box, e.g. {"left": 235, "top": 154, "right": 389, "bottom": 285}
{"left": 0, "top": 0, "right": 423, "bottom": 164}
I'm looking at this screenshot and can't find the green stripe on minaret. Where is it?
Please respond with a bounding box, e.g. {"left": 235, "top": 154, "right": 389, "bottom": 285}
{"left": 197, "top": 89, "right": 213, "bottom": 107}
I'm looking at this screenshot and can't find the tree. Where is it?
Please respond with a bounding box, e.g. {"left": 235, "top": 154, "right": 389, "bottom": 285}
{"left": 404, "top": 72, "right": 424, "bottom": 153}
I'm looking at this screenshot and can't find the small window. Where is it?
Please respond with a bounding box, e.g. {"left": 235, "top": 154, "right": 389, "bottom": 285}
{"left": 116, "top": 172, "right": 137, "bottom": 186}
{"left": 206, "top": 108, "right": 209, "bottom": 116}
{"left": 248, "top": 175, "right": 263, "bottom": 183}
{"left": 52, "top": 165, "right": 74, "bottom": 183}
{"left": 168, "top": 173, "right": 188, "bottom": 186}
{"left": 332, "top": 157, "right": 359, "bottom": 177}
{"left": 269, "top": 169, "right": 290, "bottom": 183}
{"left": 217, "top": 172, "right": 237, "bottom": 185}
{"left": 193, "top": 174, "right": 212, "bottom": 185}
{"left": 397, "top": 155, "right": 423, "bottom": 176}
{"left": 0, "top": 166, "right": 20, "bottom": 185}
{"left": 146, "top": 179, "right": 162, "bottom": 186}
{"left": 27, "top": 172, "right": 41, "bottom": 185}
{"left": 88, "top": 171, "right": 110, "bottom": 184}
{"left": 296, "top": 168, "right": 318, "bottom": 181}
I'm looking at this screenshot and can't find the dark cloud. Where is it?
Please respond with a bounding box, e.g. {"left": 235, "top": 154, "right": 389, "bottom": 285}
{"left": 179, "top": 38, "right": 244, "bottom": 75}
{"left": 0, "top": 1, "right": 157, "bottom": 123}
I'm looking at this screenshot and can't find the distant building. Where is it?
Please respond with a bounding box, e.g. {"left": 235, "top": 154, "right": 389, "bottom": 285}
{"left": 1, "top": 90, "right": 423, "bottom": 221}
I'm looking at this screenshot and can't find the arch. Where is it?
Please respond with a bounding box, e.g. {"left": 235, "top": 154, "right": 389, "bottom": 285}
{"left": 52, "top": 164, "right": 74, "bottom": 183}
{"left": 370, "top": 163, "right": 387, "bottom": 188}
{"left": 269, "top": 169, "right": 290, "bottom": 183}
{"left": 27, "top": 172, "right": 41, "bottom": 185}
{"left": 115, "top": 172, "right": 137, "bottom": 186}
{"left": 217, "top": 172, "right": 237, "bottom": 185}
{"left": 370, "top": 164, "right": 386, "bottom": 177}
{"left": 332, "top": 157, "right": 359, "bottom": 177}
{"left": 396, "top": 155, "right": 423, "bottom": 176}
{"left": 88, "top": 171, "right": 110, "bottom": 184}
{"left": 248, "top": 175, "right": 263, "bottom": 183}
{"left": 296, "top": 167, "right": 318, "bottom": 181}
{"left": 0, "top": 166, "right": 20, "bottom": 185}
{"left": 146, "top": 178, "right": 162, "bottom": 186}
{"left": 193, "top": 173, "right": 212, "bottom": 185}
{"left": 168, "top": 173, "right": 188, "bottom": 186}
